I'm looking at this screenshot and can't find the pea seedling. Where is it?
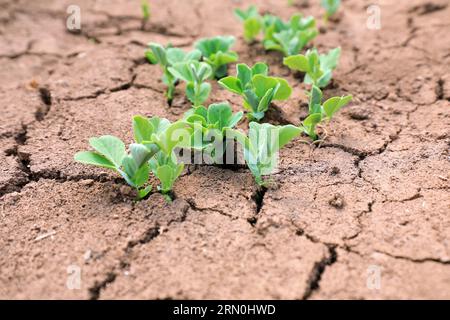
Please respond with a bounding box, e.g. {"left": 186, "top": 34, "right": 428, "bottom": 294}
{"left": 219, "top": 62, "right": 292, "bottom": 121}
{"left": 301, "top": 85, "right": 352, "bottom": 140}
{"left": 145, "top": 43, "right": 201, "bottom": 104}
{"left": 141, "top": 0, "right": 150, "bottom": 28}
{"left": 321, "top": 0, "right": 341, "bottom": 21}
{"left": 230, "top": 122, "right": 302, "bottom": 185}
{"left": 75, "top": 135, "right": 158, "bottom": 199}
{"left": 234, "top": 5, "right": 262, "bottom": 43}
{"left": 262, "top": 14, "right": 318, "bottom": 56}
{"left": 133, "top": 116, "right": 193, "bottom": 198}
{"left": 284, "top": 47, "right": 341, "bottom": 88}
{"left": 184, "top": 102, "right": 243, "bottom": 163}
{"left": 168, "top": 61, "right": 212, "bottom": 107}
{"left": 195, "top": 36, "right": 239, "bottom": 79}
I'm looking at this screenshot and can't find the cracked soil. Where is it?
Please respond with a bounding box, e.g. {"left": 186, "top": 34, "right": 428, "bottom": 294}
{"left": 0, "top": 0, "right": 449, "bottom": 299}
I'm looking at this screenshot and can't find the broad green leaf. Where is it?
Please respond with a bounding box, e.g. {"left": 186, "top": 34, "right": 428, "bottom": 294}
{"left": 244, "top": 17, "right": 261, "bottom": 42}
{"left": 168, "top": 62, "right": 194, "bottom": 83}
{"left": 133, "top": 163, "right": 150, "bottom": 188}
{"left": 237, "top": 64, "right": 252, "bottom": 88}
{"left": 278, "top": 125, "right": 302, "bottom": 148}
{"left": 74, "top": 151, "right": 116, "bottom": 170}
{"left": 309, "top": 85, "right": 323, "bottom": 113}
{"left": 130, "top": 143, "right": 154, "bottom": 168}
{"left": 302, "top": 113, "right": 322, "bottom": 139}
{"left": 228, "top": 111, "right": 244, "bottom": 129}
{"left": 207, "top": 103, "right": 232, "bottom": 130}
{"left": 257, "top": 87, "right": 276, "bottom": 113}
{"left": 283, "top": 54, "right": 310, "bottom": 72}
{"left": 197, "top": 82, "right": 212, "bottom": 105}
{"left": 273, "top": 78, "right": 292, "bottom": 100}
{"left": 251, "top": 62, "right": 269, "bottom": 76}
{"left": 149, "top": 43, "right": 167, "bottom": 66}
{"left": 322, "top": 95, "right": 352, "bottom": 119}
{"left": 137, "top": 185, "right": 152, "bottom": 200}
{"left": 321, "top": 47, "right": 341, "bottom": 71}
{"left": 156, "top": 165, "right": 174, "bottom": 193}
{"left": 218, "top": 76, "right": 243, "bottom": 94}
{"left": 243, "top": 89, "right": 260, "bottom": 112}
{"left": 149, "top": 117, "right": 170, "bottom": 135}
{"left": 133, "top": 115, "right": 153, "bottom": 143}
{"left": 252, "top": 74, "right": 279, "bottom": 99}
{"left": 145, "top": 50, "right": 157, "bottom": 64}
{"left": 89, "top": 135, "right": 126, "bottom": 168}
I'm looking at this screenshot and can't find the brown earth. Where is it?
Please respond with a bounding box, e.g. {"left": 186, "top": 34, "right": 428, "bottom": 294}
{"left": 0, "top": 0, "right": 449, "bottom": 299}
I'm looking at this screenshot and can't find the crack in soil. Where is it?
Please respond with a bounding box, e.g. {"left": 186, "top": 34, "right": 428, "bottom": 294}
{"left": 302, "top": 245, "right": 338, "bottom": 300}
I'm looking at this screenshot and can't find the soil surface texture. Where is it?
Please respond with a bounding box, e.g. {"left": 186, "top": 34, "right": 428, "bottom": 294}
{"left": 1, "top": 0, "right": 449, "bottom": 299}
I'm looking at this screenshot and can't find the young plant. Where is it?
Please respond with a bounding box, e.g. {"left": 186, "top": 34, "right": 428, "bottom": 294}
{"left": 145, "top": 43, "right": 201, "bottom": 104}
{"left": 133, "top": 116, "right": 193, "bottom": 198}
{"left": 230, "top": 122, "right": 302, "bottom": 186}
{"left": 301, "top": 85, "right": 352, "bottom": 140}
{"left": 321, "top": 0, "right": 341, "bottom": 20}
{"left": 262, "top": 14, "right": 318, "bottom": 56}
{"left": 219, "top": 62, "right": 292, "bottom": 121}
{"left": 74, "top": 135, "right": 158, "bottom": 199}
{"left": 234, "top": 5, "right": 262, "bottom": 43}
{"left": 168, "top": 61, "right": 212, "bottom": 107}
{"left": 195, "top": 36, "right": 239, "bottom": 79}
{"left": 184, "top": 102, "right": 243, "bottom": 163}
{"left": 141, "top": 0, "right": 151, "bottom": 28}
{"left": 283, "top": 47, "right": 341, "bottom": 88}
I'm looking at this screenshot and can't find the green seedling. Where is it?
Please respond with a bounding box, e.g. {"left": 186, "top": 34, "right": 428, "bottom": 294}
{"left": 169, "top": 61, "right": 212, "bottom": 107}
{"left": 133, "top": 116, "right": 193, "bottom": 198}
{"left": 284, "top": 47, "right": 341, "bottom": 88}
{"left": 195, "top": 36, "right": 239, "bottom": 79}
{"left": 141, "top": 0, "right": 151, "bottom": 25}
{"left": 234, "top": 5, "right": 262, "bottom": 43}
{"left": 321, "top": 0, "right": 341, "bottom": 20}
{"left": 184, "top": 102, "right": 243, "bottom": 163}
{"left": 301, "top": 85, "right": 352, "bottom": 140}
{"left": 262, "top": 14, "right": 318, "bottom": 56}
{"left": 145, "top": 43, "right": 201, "bottom": 104}
{"left": 230, "top": 122, "right": 302, "bottom": 185}
{"left": 219, "top": 62, "right": 292, "bottom": 121}
{"left": 75, "top": 135, "right": 158, "bottom": 200}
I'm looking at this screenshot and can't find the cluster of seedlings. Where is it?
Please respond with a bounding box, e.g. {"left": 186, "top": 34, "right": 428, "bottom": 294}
{"left": 75, "top": 2, "right": 352, "bottom": 200}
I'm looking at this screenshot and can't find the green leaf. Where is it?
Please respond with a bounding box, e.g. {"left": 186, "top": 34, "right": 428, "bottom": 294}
{"left": 137, "top": 185, "right": 152, "bottom": 200}
{"left": 145, "top": 50, "right": 157, "bottom": 64}
{"left": 197, "top": 82, "right": 212, "bottom": 106}
{"left": 228, "top": 111, "right": 244, "bottom": 129}
{"left": 149, "top": 117, "right": 170, "bottom": 135}
{"left": 207, "top": 102, "right": 232, "bottom": 130}
{"left": 244, "top": 17, "right": 262, "bottom": 42}
{"left": 74, "top": 151, "right": 116, "bottom": 170}
{"left": 278, "top": 125, "right": 302, "bottom": 148}
{"left": 149, "top": 43, "right": 168, "bottom": 66}
{"left": 251, "top": 62, "right": 269, "bottom": 76}
{"left": 168, "top": 63, "right": 194, "bottom": 83}
{"left": 156, "top": 165, "right": 174, "bottom": 193}
{"left": 252, "top": 74, "right": 279, "bottom": 99}
{"left": 218, "top": 76, "right": 243, "bottom": 94}
{"left": 309, "top": 86, "right": 323, "bottom": 114}
{"left": 321, "top": 47, "right": 341, "bottom": 71}
{"left": 283, "top": 54, "right": 310, "bottom": 72}
{"left": 237, "top": 64, "right": 252, "bottom": 88}
{"left": 273, "top": 78, "right": 292, "bottom": 100}
{"left": 89, "top": 136, "right": 126, "bottom": 168}
{"left": 133, "top": 163, "right": 150, "bottom": 188}
{"left": 322, "top": 95, "right": 352, "bottom": 119}
{"left": 130, "top": 143, "right": 154, "bottom": 168}
{"left": 257, "top": 87, "right": 275, "bottom": 113}
{"left": 133, "top": 115, "right": 154, "bottom": 143}
{"left": 302, "top": 113, "right": 323, "bottom": 140}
